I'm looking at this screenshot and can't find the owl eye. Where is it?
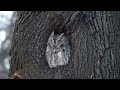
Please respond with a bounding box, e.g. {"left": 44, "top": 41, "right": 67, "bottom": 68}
{"left": 48, "top": 43, "right": 53, "bottom": 47}
{"left": 60, "top": 44, "right": 64, "bottom": 47}
{"left": 47, "top": 43, "right": 50, "bottom": 46}
{"left": 60, "top": 45, "right": 65, "bottom": 51}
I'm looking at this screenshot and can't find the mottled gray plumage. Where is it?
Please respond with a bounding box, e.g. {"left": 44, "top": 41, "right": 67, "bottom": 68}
{"left": 46, "top": 31, "right": 71, "bottom": 68}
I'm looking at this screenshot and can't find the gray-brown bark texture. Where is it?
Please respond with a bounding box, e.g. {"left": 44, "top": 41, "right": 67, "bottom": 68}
{"left": 9, "top": 11, "right": 120, "bottom": 79}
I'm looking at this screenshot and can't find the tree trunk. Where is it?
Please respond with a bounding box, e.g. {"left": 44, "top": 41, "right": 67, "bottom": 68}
{"left": 9, "top": 11, "right": 120, "bottom": 79}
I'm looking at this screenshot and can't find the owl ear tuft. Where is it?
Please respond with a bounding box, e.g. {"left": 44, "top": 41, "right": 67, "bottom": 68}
{"left": 57, "top": 33, "right": 64, "bottom": 41}
{"left": 50, "top": 31, "right": 54, "bottom": 37}
{"left": 48, "top": 31, "right": 54, "bottom": 43}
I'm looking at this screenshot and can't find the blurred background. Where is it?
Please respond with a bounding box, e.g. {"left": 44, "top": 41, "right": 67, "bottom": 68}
{"left": 0, "top": 11, "right": 17, "bottom": 79}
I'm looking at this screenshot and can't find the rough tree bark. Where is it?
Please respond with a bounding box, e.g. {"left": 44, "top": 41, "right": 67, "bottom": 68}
{"left": 9, "top": 11, "right": 120, "bottom": 79}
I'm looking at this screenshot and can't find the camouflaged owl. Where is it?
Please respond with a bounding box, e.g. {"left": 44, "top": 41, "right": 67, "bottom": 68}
{"left": 46, "top": 31, "right": 71, "bottom": 68}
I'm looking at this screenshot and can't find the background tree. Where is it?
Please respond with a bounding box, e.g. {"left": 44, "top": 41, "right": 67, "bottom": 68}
{"left": 0, "top": 11, "right": 16, "bottom": 79}
{"left": 9, "top": 11, "right": 120, "bottom": 79}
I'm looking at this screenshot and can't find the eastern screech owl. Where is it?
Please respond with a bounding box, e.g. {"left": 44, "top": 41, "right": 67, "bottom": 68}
{"left": 46, "top": 31, "right": 71, "bottom": 68}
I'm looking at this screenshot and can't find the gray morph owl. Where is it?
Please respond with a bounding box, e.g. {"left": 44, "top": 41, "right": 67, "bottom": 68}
{"left": 46, "top": 31, "right": 71, "bottom": 68}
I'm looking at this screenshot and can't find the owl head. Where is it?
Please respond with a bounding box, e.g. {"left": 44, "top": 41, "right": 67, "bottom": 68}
{"left": 47, "top": 31, "right": 68, "bottom": 51}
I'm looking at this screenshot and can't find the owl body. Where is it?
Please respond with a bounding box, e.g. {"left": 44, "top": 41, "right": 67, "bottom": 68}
{"left": 46, "top": 31, "right": 70, "bottom": 68}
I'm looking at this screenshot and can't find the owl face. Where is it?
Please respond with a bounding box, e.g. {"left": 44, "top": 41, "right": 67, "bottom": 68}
{"left": 47, "top": 31, "right": 66, "bottom": 52}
